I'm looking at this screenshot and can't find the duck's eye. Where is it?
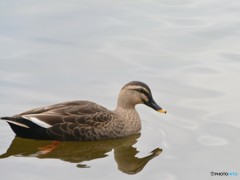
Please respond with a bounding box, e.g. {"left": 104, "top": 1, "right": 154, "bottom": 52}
{"left": 136, "top": 88, "right": 145, "bottom": 94}
{"left": 139, "top": 89, "right": 145, "bottom": 93}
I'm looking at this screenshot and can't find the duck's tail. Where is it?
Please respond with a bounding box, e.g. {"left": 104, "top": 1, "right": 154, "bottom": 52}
{"left": 1, "top": 117, "right": 30, "bottom": 128}
{"left": 1, "top": 116, "right": 52, "bottom": 140}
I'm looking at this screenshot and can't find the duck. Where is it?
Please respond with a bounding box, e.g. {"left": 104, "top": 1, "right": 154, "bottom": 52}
{"left": 1, "top": 81, "right": 166, "bottom": 141}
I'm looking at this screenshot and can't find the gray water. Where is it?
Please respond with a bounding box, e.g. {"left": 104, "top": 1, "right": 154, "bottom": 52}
{"left": 0, "top": 0, "right": 240, "bottom": 179}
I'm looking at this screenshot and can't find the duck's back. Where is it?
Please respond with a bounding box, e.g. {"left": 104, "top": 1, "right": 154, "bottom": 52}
{"left": 19, "top": 100, "right": 107, "bottom": 116}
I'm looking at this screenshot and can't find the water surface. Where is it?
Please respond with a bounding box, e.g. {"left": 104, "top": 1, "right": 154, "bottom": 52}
{"left": 1, "top": 0, "right": 240, "bottom": 179}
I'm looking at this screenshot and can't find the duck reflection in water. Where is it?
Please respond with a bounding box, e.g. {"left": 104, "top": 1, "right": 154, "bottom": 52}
{"left": 0, "top": 133, "right": 162, "bottom": 174}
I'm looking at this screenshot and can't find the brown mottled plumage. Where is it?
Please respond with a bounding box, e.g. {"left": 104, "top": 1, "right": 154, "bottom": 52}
{"left": 1, "top": 81, "right": 166, "bottom": 141}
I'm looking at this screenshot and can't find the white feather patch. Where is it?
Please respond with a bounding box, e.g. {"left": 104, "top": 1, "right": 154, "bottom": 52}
{"left": 22, "top": 115, "right": 52, "bottom": 128}
{"left": 6, "top": 120, "right": 30, "bottom": 128}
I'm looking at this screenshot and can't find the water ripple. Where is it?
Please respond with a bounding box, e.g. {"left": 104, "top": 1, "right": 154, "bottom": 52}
{"left": 198, "top": 135, "right": 229, "bottom": 146}
{"left": 169, "top": 117, "right": 199, "bottom": 130}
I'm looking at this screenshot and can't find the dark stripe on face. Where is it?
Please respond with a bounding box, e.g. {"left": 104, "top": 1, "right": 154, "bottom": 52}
{"left": 134, "top": 88, "right": 152, "bottom": 102}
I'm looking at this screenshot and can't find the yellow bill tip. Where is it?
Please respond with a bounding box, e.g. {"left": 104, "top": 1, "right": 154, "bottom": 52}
{"left": 158, "top": 109, "right": 167, "bottom": 114}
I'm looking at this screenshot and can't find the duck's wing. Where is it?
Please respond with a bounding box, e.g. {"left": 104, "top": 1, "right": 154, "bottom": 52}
{"left": 2, "top": 101, "right": 113, "bottom": 129}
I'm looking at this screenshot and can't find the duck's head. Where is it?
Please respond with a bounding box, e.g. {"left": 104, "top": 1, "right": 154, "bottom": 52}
{"left": 117, "top": 81, "right": 167, "bottom": 113}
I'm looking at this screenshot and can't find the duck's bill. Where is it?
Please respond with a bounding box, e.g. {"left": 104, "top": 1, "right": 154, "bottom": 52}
{"left": 145, "top": 98, "right": 167, "bottom": 114}
{"left": 158, "top": 109, "right": 167, "bottom": 114}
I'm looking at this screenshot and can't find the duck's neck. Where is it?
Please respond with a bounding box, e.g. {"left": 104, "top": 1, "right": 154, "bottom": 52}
{"left": 114, "top": 94, "right": 141, "bottom": 135}
{"left": 114, "top": 95, "right": 140, "bottom": 121}
{"left": 115, "top": 91, "right": 136, "bottom": 110}
{"left": 114, "top": 106, "right": 141, "bottom": 136}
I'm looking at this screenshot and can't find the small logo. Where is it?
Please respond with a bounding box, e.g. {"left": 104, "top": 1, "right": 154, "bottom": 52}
{"left": 211, "top": 171, "right": 238, "bottom": 177}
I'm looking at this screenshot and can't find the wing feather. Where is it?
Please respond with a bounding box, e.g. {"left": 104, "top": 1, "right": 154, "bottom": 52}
{"left": 11, "top": 101, "right": 114, "bottom": 130}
